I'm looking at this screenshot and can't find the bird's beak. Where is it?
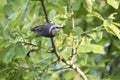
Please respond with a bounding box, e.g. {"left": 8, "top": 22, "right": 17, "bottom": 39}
{"left": 30, "top": 27, "right": 36, "bottom": 32}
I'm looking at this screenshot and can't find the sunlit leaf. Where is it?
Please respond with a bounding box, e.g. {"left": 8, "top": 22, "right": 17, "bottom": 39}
{"left": 91, "top": 44, "right": 104, "bottom": 53}
{"left": 83, "top": 0, "right": 93, "bottom": 12}
{"left": 78, "top": 44, "right": 104, "bottom": 54}
{"left": 108, "top": 13, "right": 117, "bottom": 20}
{"left": 103, "top": 20, "right": 120, "bottom": 39}
{"left": 88, "top": 29, "right": 103, "bottom": 42}
{"left": 78, "top": 44, "right": 91, "bottom": 53}
{"left": 80, "top": 36, "right": 92, "bottom": 45}
{"left": 87, "top": 12, "right": 104, "bottom": 20}
{"left": 107, "top": 0, "right": 119, "bottom": 9}
{"left": 112, "top": 22, "right": 120, "bottom": 28}
{"left": 0, "top": 0, "right": 120, "bottom": 79}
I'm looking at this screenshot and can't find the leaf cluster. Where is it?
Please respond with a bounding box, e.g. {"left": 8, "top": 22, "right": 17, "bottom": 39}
{"left": 0, "top": 0, "right": 120, "bottom": 80}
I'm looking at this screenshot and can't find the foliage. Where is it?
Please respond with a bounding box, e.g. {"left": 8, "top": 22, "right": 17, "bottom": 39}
{"left": 0, "top": 0, "right": 120, "bottom": 80}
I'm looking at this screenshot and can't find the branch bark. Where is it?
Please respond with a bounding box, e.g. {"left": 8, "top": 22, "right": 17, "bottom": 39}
{"left": 70, "top": 0, "right": 75, "bottom": 29}
{"left": 39, "top": 0, "right": 87, "bottom": 80}
{"left": 40, "top": 0, "right": 49, "bottom": 23}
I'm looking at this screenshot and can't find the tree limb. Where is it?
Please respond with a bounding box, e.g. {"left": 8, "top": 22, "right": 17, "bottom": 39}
{"left": 39, "top": 0, "right": 87, "bottom": 80}
{"left": 70, "top": 0, "right": 75, "bottom": 29}
{"left": 40, "top": 0, "right": 49, "bottom": 23}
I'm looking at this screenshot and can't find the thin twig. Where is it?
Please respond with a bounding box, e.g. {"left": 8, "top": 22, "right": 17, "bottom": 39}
{"left": 81, "top": 27, "right": 105, "bottom": 36}
{"left": 39, "top": 0, "right": 61, "bottom": 60}
{"left": 61, "top": 58, "right": 87, "bottom": 80}
{"left": 27, "top": 49, "right": 39, "bottom": 56}
{"left": 51, "top": 66, "right": 70, "bottom": 71}
{"left": 69, "top": 0, "right": 87, "bottom": 79}
{"left": 40, "top": 0, "right": 87, "bottom": 80}
{"left": 50, "top": 37, "right": 62, "bottom": 60}
{"left": 70, "top": 0, "right": 75, "bottom": 29}
{"left": 18, "top": 41, "right": 37, "bottom": 46}
{"left": 49, "top": 30, "right": 88, "bottom": 80}
{"left": 69, "top": 38, "right": 77, "bottom": 63}
{"left": 69, "top": 0, "right": 77, "bottom": 64}
{"left": 71, "top": 64, "right": 87, "bottom": 80}
{"left": 40, "top": 0, "right": 49, "bottom": 23}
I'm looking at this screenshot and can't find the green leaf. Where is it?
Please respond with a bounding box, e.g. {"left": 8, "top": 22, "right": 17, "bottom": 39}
{"left": 78, "top": 44, "right": 104, "bottom": 54}
{"left": 14, "top": 42, "right": 27, "bottom": 59}
{"left": 48, "top": 5, "right": 64, "bottom": 14}
{"left": 8, "top": 11, "right": 17, "bottom": 19}
{"left": 80, "top": 36, "right": 92, "bottom": 45}
{"left": 63, "top": 71, "right": 76, "bottom": 80}
{"left": 87, "top": 12, "right": 104, "bottom": 20}
{"left": 71, "top": 26, "right": 83, "bottom": 37}
{"left": 78, "top": 44, "right": 91, "bottom": 53}
{"left": 113, "top": 39, "right": 120, "bottom": 49}
{"left": 3, "top": 44, "right": 15, "bottom": 63}
{"left": 35, "top": 37, "right": 42, "bottom": 47}
{"left": 3, "top": 4, "right": 13, "bottom": 16}
{"left": 72, "top": 0, "right": 81, "bottom": 11}
{"left": 48, "top": 9, "right": 56, "bottom": 21}
{"left": 77, "top": 54, "right": 88, "bottom": 65}
{"left": 107, "top": 0, "right": 119, "bottom": 9}
{"left": 0, "top": 13, "right": 5, "bottom": 20}
{"left": 21, "top": 2, "right": 28, "bottom": 22}
{"left": 112, "top": 22, "right": 120, "bottom": 28}
{"left": 10, "top": 70, "right": 23, "bottom": 80}
{"left": 29, "top": 52, "right": 41, "bottom": 63}
{"left": 91, "top": 44, "right": 104, "bottom": 53}
{"left": 103, "top": 20, "right": 120, "bottom": 39}
{"left": 83, "top": 0, "right": 93, "bottom": 12}
{"left": 108, "top": 13, "right": 117, "bottom": 20}
{"left": 0, "top": 0, "right": 7, "bottom": 12}
{"left": 48, "top": 0, "right": 59, "bottom": 4}
{"left": 88, "top": 29, "right": 103, "bottom": 42}
{"left": 60, "top": 46, "right": 72, "bottom": 59}
{"left": 23, "top": 71, "right": 39, "bottom": 80}
{"left": 3, "top": 25, "right": 12, "bottom": 40}
{"left": 8, "top": 0, "right": 22, "bottom": 6}
{"left": 8, "top": 9, "right": 23, "bottom": 29}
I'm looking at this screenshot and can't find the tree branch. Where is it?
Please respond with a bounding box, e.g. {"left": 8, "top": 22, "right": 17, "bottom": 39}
{"left": 70, "top": 0, "right": 75, "bottom": 29}
{"left": 40, "top": 0, "right": 87, "bottom": 80}
{"left": 51, "top": 66, "right": 70, "bottom": 71}
{"left": 69, "top": 38, "right": 77, "bottom": 63}
{"left": 18, "top": 41, "right": 37, "bottom": 47}
{"left": 69, "top": 0, "right": 78, "bottom": 62}
{"left": 40, "top": 0, "right": 49, "bottom": 23}
{"left": 50, "top": 37, "right": 61, "bottom": 60}
{"left": 27, "top": 49, "right": 39, "bottom": 57}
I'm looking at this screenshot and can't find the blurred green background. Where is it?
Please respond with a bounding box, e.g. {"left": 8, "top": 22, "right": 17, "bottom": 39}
{"left": 0, "top": 0, "right": 120, "bottom": 80}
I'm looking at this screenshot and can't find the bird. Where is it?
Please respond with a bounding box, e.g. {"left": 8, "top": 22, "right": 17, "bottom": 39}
{"left": 31, "top": 22, "right": 62, "bottom": 37}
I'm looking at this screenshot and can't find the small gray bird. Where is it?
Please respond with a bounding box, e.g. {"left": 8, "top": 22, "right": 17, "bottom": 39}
{"left": 31, "top": 23, "right": 62, "bottom": 37}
